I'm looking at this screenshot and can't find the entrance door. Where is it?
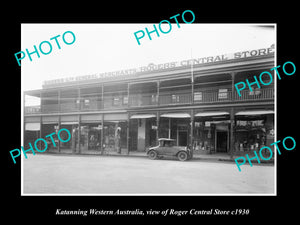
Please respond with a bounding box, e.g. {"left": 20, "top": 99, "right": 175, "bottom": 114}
{"left": 129, "top": 119, "right": 138, "bottom": 151}
{"left": 178, "top": 131, "right": 188, "bottom": 146}
{"left": 216, "top": 131, "right": 228, "bottom": 152}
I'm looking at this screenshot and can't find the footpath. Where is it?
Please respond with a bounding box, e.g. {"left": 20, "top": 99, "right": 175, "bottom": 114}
{"left": 122, "top": 151, "right": 274, "bottom": 164}
{"left": 48, "top": 149, "right": 273, "bottom": 164}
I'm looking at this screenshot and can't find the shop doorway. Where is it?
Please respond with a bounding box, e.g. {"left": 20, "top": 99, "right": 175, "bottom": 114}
{"left": 178, "top": 131, "right": 188, "bottom": 146}
{"left": 216, "top": 131, "right": 228, "bottom": 153}
{"left": 130, "top": 118, "right": 154, "bottom": 151}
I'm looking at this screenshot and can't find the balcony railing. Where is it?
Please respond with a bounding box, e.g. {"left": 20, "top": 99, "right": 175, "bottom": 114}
{"left": 129, "top": 93, "right": 158, "bottom": 107}
{"left": 25, "top": 88, "right": 274, "bottom": 114}
{"left": 234, "top": 88, "right": 274, "bottom": 101}
{"left": 24, "top": 106, "right": 41, "bottom": 114}
{"left": 160, "top": 92, "right": 192, "bottom": 105}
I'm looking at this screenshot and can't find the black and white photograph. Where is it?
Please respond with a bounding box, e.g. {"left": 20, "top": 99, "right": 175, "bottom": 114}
{"left": 4, "top": 5, "right": 298, "bottom": 223}
{"left": 21, "top": 23, "right": 276, "bottom": 195}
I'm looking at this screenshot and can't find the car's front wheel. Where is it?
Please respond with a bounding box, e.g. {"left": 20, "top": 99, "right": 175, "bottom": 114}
{"left": 148, "top": 150, "right": 158, "bottom": 160}
{"left": 177, "top": 151, "right": 188, "bottom": 161}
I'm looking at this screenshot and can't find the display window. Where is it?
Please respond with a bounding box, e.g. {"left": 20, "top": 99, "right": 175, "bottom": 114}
{"left": 41, "top": 123, "right": 59, "bottom": 152}
{"left": 193, "top": 112, "right": 230, "bottom": 154}
{"left": 24, "top": 130, "right": 39, "bottom": 150}
{"left": 158, "top": 117, "right": 190, "bottom": 146}
{"left": 194, "top": 121, "right": 215, "bottom": 152}
{"left": 60, "top": 124, "right": 76, "bottom": 150}
{"left": 103, "top": 121, "right": 127, "bottom": 153}
{"left": 80, "top": 123, "right": 102, "bottom": 152}
{"left": 234, "top": 114, "right": 274, "bottom": 154}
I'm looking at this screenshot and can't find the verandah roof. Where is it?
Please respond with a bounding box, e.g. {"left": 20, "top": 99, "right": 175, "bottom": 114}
{"left": 235, "top": 110, "right": 274, "bottom": 116}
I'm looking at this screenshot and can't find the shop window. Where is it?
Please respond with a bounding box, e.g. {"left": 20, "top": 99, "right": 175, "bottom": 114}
{"left": 218, "top": 89, "right": 228, "bottom": 99}
{"left": 80, "top": 124, "right": 102, "bottom": 151}
{"left": 234, "top": 119, "right": 267, "bottom": 152}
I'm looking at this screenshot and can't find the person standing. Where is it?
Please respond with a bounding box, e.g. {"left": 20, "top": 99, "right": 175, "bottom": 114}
{"left": 72, "top": 126, "right": 78, "bottom": 153}
{"left": 115, "top": 125, "right": 121, "bottom": 154}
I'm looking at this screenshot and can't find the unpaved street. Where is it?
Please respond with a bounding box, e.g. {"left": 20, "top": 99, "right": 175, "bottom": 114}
{"left": 22, "top": 154, "right": 275, "bottom": 195}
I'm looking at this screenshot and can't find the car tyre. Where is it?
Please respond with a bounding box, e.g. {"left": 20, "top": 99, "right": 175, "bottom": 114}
{"left": 148, "top": 150, "right": 158, "bottom": 160}
{"left": 177, "top": 151, "right": 188, "bottom": 161}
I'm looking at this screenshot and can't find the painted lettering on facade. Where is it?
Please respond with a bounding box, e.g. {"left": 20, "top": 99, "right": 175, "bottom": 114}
{"left": 43, "top": 46, "right": 275, "bottom": 87}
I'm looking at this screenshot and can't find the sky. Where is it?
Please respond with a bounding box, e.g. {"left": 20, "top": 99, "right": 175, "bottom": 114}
{"left": 21, "top": 23, "right": 275, "bottom": 92}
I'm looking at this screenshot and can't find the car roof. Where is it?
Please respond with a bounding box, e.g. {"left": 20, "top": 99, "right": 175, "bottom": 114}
{"left": 158, "top": 138, "right": 176, "bottom": 141}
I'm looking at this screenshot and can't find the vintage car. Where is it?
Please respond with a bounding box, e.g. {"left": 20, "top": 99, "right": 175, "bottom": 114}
{"left": 146, "top": 138, "right": 192, "bottom": 161}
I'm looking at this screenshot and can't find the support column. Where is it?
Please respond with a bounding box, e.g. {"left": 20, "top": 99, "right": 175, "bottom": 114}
{"left": 78, "top": 114, "right": 81, "bottom": 154}
{"left": 127, "top": 112, "right": 130, "bottom": 155}
{"left": 231, "top": 72, "right": 236, "bottom": 100}
{"left": 101, "top": 113, "right": 104, "bottom": 155}
{"left": 58, "top": 91, "right": 61, "bottom": 153}
{"left": 38, "top": 93, "right": 42, "bottom": 152}
{"left": 191, "top": 51, "right": 195, "bottom": 104}
{"left": 191, "top": 79, "right": 194, "bottom": 104}
{"left": 38, "top": 92, "right": 42, "bottom": 149}
{"left": 230, "top": 72, "right": 236, "bottom": 158}
{"left": 77, "top": 88, "right": 81, "bottom": 154}
{"left": 230, "top": 107, "right": 235, "bottom": 159}
{"left": 127, "top": 83, "right": 130, "bottom": 107}
{"left": 39, "top": 115, "right": 42, "bottom": 151}
{"left": 58, "top": 90, "right": 61, "bottom": 112}
{"left": 78, "top": 88, "right": 81, "bottom": 112}
{"left": 190, "top": 109, "right": 194, "bottom": 152}
{"left": 168, "top": 118, "right": 171, "bottom": 139}
{"left": 101, "top": 84, "right": 104, "bottom": 109}
{"left": 157, "top": 81, "right": 160, "bottom": 106}
{"left": 40, "top": 92, "right": 43, "bottom": 113}
{"left": 156, "top": 111, "right": 160, "bottom": 143}
{"left": 58, "top": 115, "right": 61, "bottom": 153}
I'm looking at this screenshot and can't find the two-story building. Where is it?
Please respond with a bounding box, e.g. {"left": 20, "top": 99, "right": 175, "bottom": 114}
{"left": 24, "top": 45, "right": 275, "bottom": 156}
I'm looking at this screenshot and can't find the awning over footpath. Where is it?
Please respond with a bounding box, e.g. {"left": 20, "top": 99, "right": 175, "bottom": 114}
{"left": 130, "top": 114, "right": 156, "bottom": 119}
{"left": 160, "top": 113, "right": 191, "bottom": 118}
{"left": 60, "top": 121, "right": 79, "bottom": 125}
{"left": 235, "top": 110, "right": 274, "bottom": 116}
{"left": 194, "top": 111, "right": 229, "bottom": 117}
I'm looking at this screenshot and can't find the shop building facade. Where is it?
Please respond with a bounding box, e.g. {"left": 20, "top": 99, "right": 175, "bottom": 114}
{"left": 24, "top": 46, "right": 275, "bottom": 156}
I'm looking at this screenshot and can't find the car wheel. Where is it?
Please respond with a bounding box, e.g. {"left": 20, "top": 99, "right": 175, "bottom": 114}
{"left": 177, "top": 151, "right": 188, "bottom": 161}
{"left": 148, "top": 150, "right": 158, "bottom": 160}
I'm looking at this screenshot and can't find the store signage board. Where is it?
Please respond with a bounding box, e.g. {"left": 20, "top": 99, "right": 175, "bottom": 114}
{"left": 43, "top": 46, "right": 274, "bottom": 87}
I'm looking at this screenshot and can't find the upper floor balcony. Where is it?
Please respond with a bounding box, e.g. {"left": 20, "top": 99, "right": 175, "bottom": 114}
{"left": 24, "top": 67, "right": 275, "bottom": 115}
{"left": 128, "top": 87, "right": 274, "bottom": 107}
{"left": 24, "top": 86, "right": 274, "bottom": 115}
